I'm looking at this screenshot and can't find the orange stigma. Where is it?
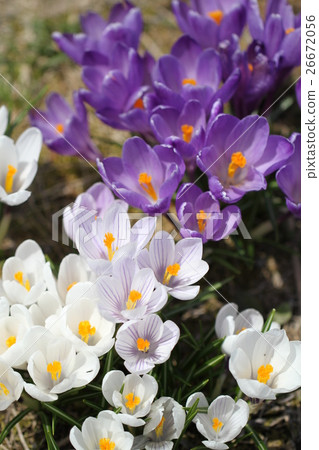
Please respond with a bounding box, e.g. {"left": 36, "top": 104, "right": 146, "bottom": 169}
{"left": 155, "top": 416, "right": 166, "bottom": 437}
{"left": 285, "top": 27, "right": 295, "bottom": 34}
{"left": 212, "top": 417, "right": 223, "bottom": 432}
{"left": 55, "top": 123, "right": 64, "bottom": 133}
{"left": 182, "top": 78, "right": 197, "bottom": 86}
{"left": 257, "top": 364, "right": 273, "bottom": 384}
{"left": 248, "top": 63, "right": 254, "bottom": 72}
{"left": 125, "top": 392, "right": 141, "bottom": 410}
{"left": 137, "top": 338, "right": 150, "bottom": 353}
{"left": 78, "top": 320, "right": 96, "bottom": 344}
{"left": 133, "top": 98, "right": 144, "bottom": 109}
{"left": 5, "top": 165, "right": 17, "bottom": 193}
{"left": 163, "top": 263, "right": 180, "bottom": 285}
{"left": 99, "top": 438, "right": 116, "bottom": 450}
{"left": 14, "top": 271, "right": 31, "bottom": 291}
{"left": 207, "top": 10, "right": 223, "bottom": 25}
{"left": 197, "top": 210, "right": 210, "bottom": 233}
{"left": 126, "top": 290, "right": 142, "bottom": 310}
{"left": 103, "top": 232, "right": 117, "bottom": 261}
{"left": 181, "top": 124, "right": 194, "bottom": 143}
{"left": 138, "top": 172, "right": 158, "bottom": 201}
{"left": 67, "top": 281, "right": 77, "bottom": 291}
{"left": 6, "top": 336, "right": 16, "bottom": 348}
{"left": 228, "top": 152, "right": 246, "bottom": 178}
{"left": 47, "top": 361, "right": 62, "bottom": 381}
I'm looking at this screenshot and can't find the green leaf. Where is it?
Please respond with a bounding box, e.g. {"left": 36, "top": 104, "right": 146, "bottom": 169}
{"left": 0, "top": 408, "right": 32, "bottom": 444}
{"left": 194, "top": 354, "right": 225, "bottom": 377}
{"left": 262, "top": 308, "right": 276, "bottom": 332}
{"left": 173, "top": 398, "right": 200, "bottom": 450}
{"left": 38, "top": 412, "right": 60, "bottom": 450}
{"left": 182, "top": 379, "right": 209, "bottom": 401}
{"left": 42, "top": 403, "right": 81, "bottom": 429}
{"left": 245, "top": 424, "right": 268, "bottom": 450}
{"left": 83, "top": 399, "right": 103, "bottom": 413}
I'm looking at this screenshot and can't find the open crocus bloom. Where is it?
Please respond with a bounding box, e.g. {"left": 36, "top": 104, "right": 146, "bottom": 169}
{"left": 70, "top": 410, "right": 134, "bottom": 450}
{"left": 137, "top": 231, "right": 209, "bottom": 300}
{"left": 97, "top": 257, "right": 168, "bottom": 323}
{"left": 229, "top": 328, "right": 301, "bottom": 400}
{"left": 0, "top": 128, "right": 42, "bottom": 206}
{"left": 102, "top": 370, "right": 158, "bottom": 426}
{"left": 186, "top": 393, "right": 249, "bottom": 449}
{"left": 0, "top": 358, "right": 24, "bottom": 411}
{"left": 115, "top": 314, "right": 180, "bottom": 375}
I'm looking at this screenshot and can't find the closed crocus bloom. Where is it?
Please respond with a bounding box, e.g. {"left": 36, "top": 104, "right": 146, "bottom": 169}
{"left": 29, "top": 92, "right": 102, "bottom": 161}
{"left": 0, "top": 105, "right": 8, "bottom": 135}
{"left": 115, "top": 314, "right": 180, "bottom": 375}
{"left": 98, "top": 137, "right": 184, "bottom": 213}
{"left": 229, "top": 328, "right": 301, "bottom": 400}
{"left": 176, "top": 184, "right": 241, "bottom": 242}
{"left": 0, "top": 359, "right": 24, "bottom": 411}
{"left": 276, "top": 133, "right": 301, "bottom": 218}
{"left": 70, "top": 410, "right": 134, "bottom": 450}
{"left": 24, "top": 328, "right": 100, "bottom": 402}
{"left": 137, "top": 231, "right": 209, "bottom": 300}
{"left": 186, "top": 393, "right": 249, "bottom": 449}
{"left": 0, "top": 127, "right": 42, "bottom": 206}
{"left": 2, "top": 240, "right": 48, "bottom": 306}
{"left": 197, "top": 114, "right": 293, "bottom": 203}
{"left": 102, "top": 370, "right": 158, "bottom": 426}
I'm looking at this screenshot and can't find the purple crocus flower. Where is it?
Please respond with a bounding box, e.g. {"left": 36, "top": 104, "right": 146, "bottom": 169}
{"left": 197, "top": 114, "right": 294, "bottom": 203}
{"left": 98, "top": 137, "right": 184, "bottom": 214}
{"left": 115, "top": 314, "right": 180, "bottom": 374}
{"left": 80, "top": 43, "right": 154, "bottom": 133}
{"left": 29, "top": 92, "right": 102, "bottom": 161}
{"left": 276, "top": 133, "right": 301, "bottom": 218}
{"left": 176, "top": 184, "right": 241, "bottom": 242}
{"left": 172, "top": 0, "right": 247, "bottom": 49}
{"left": 52, "top": 1, "right": 142, "bottom": 65}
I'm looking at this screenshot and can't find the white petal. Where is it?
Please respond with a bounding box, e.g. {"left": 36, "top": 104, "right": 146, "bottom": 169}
{"left": 16, "top": 127, "right": 42, "bottom": 162}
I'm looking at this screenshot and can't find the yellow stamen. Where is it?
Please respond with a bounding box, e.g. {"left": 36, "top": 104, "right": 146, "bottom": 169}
{"left": 207, "top": 10, "right": 223, "bottom": 25}
{"left": 0, "top": 383, "right": 9, "bottom": 396}
{"left": 182, "top": 78, "right": 197, "bottom": 86}
{"left": 67, "top": 281, "right": 77, "bottom": 291}
{"left": 5, "top": 165, "right": 17, "bottom": 193}
{"left": 138, "top": 172, "right": 158, "bottom": 201}
{"left": 99, "top": 438, "right": 116, "bottom": 450}
{"left": 248, "top": 63, "right": 254, "bottom": 72}
{"left": 228, "top": 152, "right": 246, "bottom": 178}
{"left": 126, "top": 290, "right": 142, "bottom": 310}
{"left": 236, "top": 327, "right": 246, "bottom": 335}
{"left": 103, "top": 232, "right": 116, "bottom": 261}
{"left": 78, "top": 320, "right": 96, "bottom": 344}
{"left": 181, "top": 124, "right": 194, "bottom": 143}
{"left": 14, "top": 271, "right": 31, "bottom": 291}
{"left": 6, "top": 336, "right": 16, "bottom": 348}
{"left": 55, "top": 123, "right": 64, "bottom": 133}
{"left": 47, "top": 361, "right": 62, "bottom": 381}
{"left": 155, "top": 416, "right": 166, "bottom": 437}
{"left": 212, "top": 417, "right": 223, "bottom": 432}
{"left": 285, "top": 27, "right": 295, "bottom": 35}
{"left": 133, "top": 98, "right": 144, "bottom": 109}
{"left": 137, "top": 338, "right": 150, "bottom": 353}
{"left": 257, "top": 364, "right": 273, "bottom": 384}
{"left": 197, "top": 210, "right": 210, "bottom": 233}
{"left": 163, "top": 263, "right": 180, "bottom": 285}
{"left": 125, "top": 392, "right": 141, "bottom": 410}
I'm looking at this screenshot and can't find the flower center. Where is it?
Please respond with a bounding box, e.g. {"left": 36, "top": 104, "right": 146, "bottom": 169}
{"left": 103, "top": 232, "right": 117, "bottom": 261}
{"left": 207, "top": 10, "right": 223, "bottom": 25}
{"left": 55, "top": 123, "right": 64, "bottom": 133}
{"left": 126, "top": 290, "right": 142, "bottom": 310}
{"left": 78, "top": 320, "right": 96, "bottom": 344}
{"left": 67, "top": 281, "right": 77, "bottom": 291}
{"left": 5, "top": 165, "right": 17, "bottom": 193}
{"left": 248, "top": 63, "right": 254, "bottom": 72}
{"left": 99, "top": 438, "right": 116, "bottom": 450}
{"left": 212, "top": 417, "right": 223, "bottom": 433}
{"left": 181, "top": 124, "right": 194, "bottom": 143}
{"left": 257, "top": 364, "right": 273, "bottom": 384}
{"left": 6, "top": 336, "right": 16, "bottom": 348}
{"left": 182, "top": 78, "right": 197, "bottom": 86}
{"left": 133, "top": 98, "right": 144, "bottom": 109}
{"left": 47, "top": 361, "right": 62, "bottom": 381}
{"left": 163, "top": 263, "right": 180, "bottom": 285}
{"left": 228, "top": 152, "right": 247, "bottom": 178}
{"left": 155, "top": 416, "right": 166, "bottom": 437}
{"left": 236, "top": 327, "right": 246, "bottom": 335}
{"left": 137, "top": 337, "right": 150, "bottom": 353}
{"left": 14, "top": 271, "right": 31, "bottom": 291}
{"left": 125, "top": 392, "right": 141, "bottom": 411}
{"left": 0, "top": 383, "right": 9, "bottom": 396}
{"left": 197, "top": 210, "right": 211, "bottom": 233}
{"left": 285, "top": 27, "right": 295, "bottom": 34}
{"left": 138, "top": 172, "right": 158, "bottom": 201}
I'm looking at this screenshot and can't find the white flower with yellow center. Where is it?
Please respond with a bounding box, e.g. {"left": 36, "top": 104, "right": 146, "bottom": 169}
{"left": 229, "top": 328, "right": 301, "bottom": 400}
{"left": 0, "top": 358, "right": 23, "bottom": 411}
{"left": 102, "top": 370, "right": 158, "bottom": 427}
{"left": 0, "top": 127, "right": 42, "bottom": 206}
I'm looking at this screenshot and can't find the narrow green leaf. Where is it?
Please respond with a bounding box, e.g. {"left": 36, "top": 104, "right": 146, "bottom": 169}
{"left": 173, "top": 398, "right": 200, "bottom": 450}
{"left": 262, "top": 309, "right": 276, "bottom": 332}
{"left": 0, "top": 408, "right": 32, "bottom": 444}
{"left": 38, "top": 412, "right": 60, "bottom": 450}
{"left": 245, "top": 424, "right": 268, "bottom": 450}
{"left": 194, "top": 354, "right": 225, "bottom": 377}
{"left": 83, "top": 400, "right": 103, "bottom": 413}
{"left": 182, "top": 379, "right": 209, "bottom": 401}
{"left": 42, "top": 403, "right": 81, "bottom": 429}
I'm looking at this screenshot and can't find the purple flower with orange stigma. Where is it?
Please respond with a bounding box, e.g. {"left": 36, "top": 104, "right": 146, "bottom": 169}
{"left": 52, "top": 1, "right": 142, "bottom": 65}
{"left": 197, "top": 114, "right": 294, "bottom": 203}
{"left": 29, "top": 92, "right": 102, "bottom": 161}
{"left": 115, "top": 314, "right": 180, "bottom": 374}
{"left": 276, "top": 133, "right": 301, "bottom": 218}
{"left": 98, "top": 137, "right": 184, "bottom": 213}
{"left": 172, "top": 0, "right": 247, "bottom": 49}
{"left": 176, "top": 184, "right": 241, "bottom": 242}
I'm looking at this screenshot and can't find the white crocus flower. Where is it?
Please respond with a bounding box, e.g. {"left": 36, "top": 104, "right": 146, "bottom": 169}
{"left": 0, "top": 358, "right": 24, "bottom": 410}
{"left": 215, "top": 303, "right": 280, "bottom": 356}
{"left": 1, "top": 240, "right": 48, "bottom": 306}
{"left": 186, "top": 393, "right": 249, "bottom": 449}
{"left": 0, "top": 127, "right": 42, "bottom": 206}
{"left": 0, "top": 105, "right": 8, "bottom": 135}
{"left": 229, "top": 328, "right": 301, "bottom": 400}
{"left": 102, "top": 370, "right": 158, "bottom": 427}
{"left": 134, "top": 396, "right": 186, "bottom": 450}
{"left": 70, "top": 410, "right": 134, "bottom": 450}
{"left": 24, "top": 328, "right": 100, "bottom": 402}
{"left": 137, "top": 231, "right": 209, "bottom": 300}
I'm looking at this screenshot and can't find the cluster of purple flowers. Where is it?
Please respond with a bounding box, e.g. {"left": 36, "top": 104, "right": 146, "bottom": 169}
{"left": 30, "top": 0, "right": 301, "bottom": 246}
